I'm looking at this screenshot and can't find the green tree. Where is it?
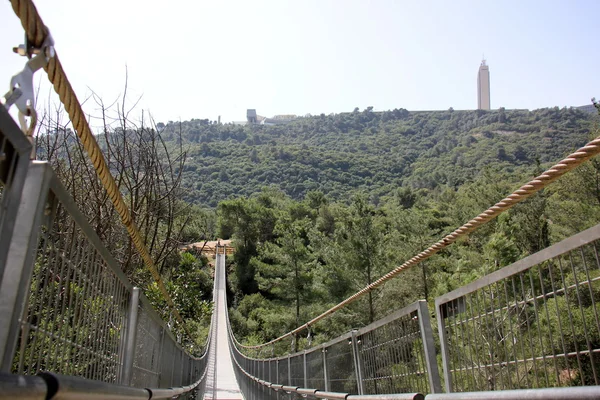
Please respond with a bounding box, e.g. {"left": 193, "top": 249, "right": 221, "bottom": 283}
{"left": 254, "top": 217, "right": 315, "bottom": 346}
{"left": 335, "top": 195, "right": 388, "bottom": 323}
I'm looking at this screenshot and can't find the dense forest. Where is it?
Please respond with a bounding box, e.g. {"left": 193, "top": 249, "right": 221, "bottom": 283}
{"left": 170, "top": 106, "right": 599, "bottom": 356}
{"left": 160, "top": 106, "right": 596, "bottom": 206}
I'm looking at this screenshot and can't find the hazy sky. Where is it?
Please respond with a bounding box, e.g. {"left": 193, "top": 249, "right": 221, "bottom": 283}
{"left": 1, "top": 0, "right": 598, "bottom": 125}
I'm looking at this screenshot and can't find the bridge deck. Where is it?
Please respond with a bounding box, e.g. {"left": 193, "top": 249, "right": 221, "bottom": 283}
{"left": 204, "top": 253, "right": 243, "bottom": 399}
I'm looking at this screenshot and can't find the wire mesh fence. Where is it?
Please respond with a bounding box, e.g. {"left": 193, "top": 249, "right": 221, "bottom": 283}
{"left": 0, "top": 156, "right": 209, "bottom": 395}
{"left": 435, "top": 223, "right": 600, "bottom": 392}
{"left": 230, "top": 226, "right": 600, "bottom": 398}
{"left": 326, "top": 335, "right": 358, "bottom": 394}
{"left": 290, "top": 353, "right": 304, "bottom": 387}
{"left": 305, "top": 347, "right": 325, "bottom": 390}
{"left": 231, "top": 300, "right": 441, "bottom": 398}
{"left": 12, "top": 168, "right": 130, "bottom": 383}
{"left": 357, "top": 300, "right": 441, "bottom": 395}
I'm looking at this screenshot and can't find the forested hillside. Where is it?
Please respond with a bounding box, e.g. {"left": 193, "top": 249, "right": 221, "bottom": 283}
{"left": 208, "top": 105, "right": 600, "bottom": 361}
{"left": 160, "top": 107, "right": 596, "bottom": 206}
{"left": 35, "top": 102, "right": 600, "bottom": 358}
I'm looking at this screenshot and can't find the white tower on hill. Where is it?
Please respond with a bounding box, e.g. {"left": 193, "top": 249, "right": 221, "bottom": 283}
{"left": 477, "top": 59, "right": 491, "bottom": 110}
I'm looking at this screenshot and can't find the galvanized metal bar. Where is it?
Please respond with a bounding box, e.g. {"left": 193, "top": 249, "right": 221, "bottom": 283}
{"left": 424, "top": 386, "right": 600, "bottom": 399}
{"left": 351, "top": 330, "right": 364, "bottom": 395}
{"left": 304, "top": 351, "right": 308, "bottom": 389}
{"left": 288, "top": 355, "right": 291, "bottom": 386}
{"left": 121, "top": 287, "right": 141, "bottom": 385}
{"left": 0, "top": 372, "right": 48, "bottom": 400}
{"left": 0, "top": 162, "right": 51, "bottom": 372}
{"left": 323, "top": 346, "right": 329, "bottom": 392}
{"left": 0, "top": 105, "right": 33, "bottom": 283}
{"left": 416, "top": 300, "right": 442, "bottom": 394}
{"left": 346, "top": 395, "right": 423, "bottom": 400}
{"left": 39, "top": 372, "right": 150, "bottom": 399}
{"left": 435, "top": 301, "right": 453, "bottom": 393}
{"left": 315, "top": 391, "right": 349, "bottom": 399}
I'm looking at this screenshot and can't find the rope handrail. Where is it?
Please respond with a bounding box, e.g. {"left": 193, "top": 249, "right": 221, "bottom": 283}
{"left": 237, "top": 135, "right": 600, "bottom": 350}
{"left": 9, "top": 0, "right": 193, "bottom": 340}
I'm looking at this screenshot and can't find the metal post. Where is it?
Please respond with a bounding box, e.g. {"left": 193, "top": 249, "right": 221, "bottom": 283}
{"left": 303, "top": 351, "right": 308, "bottom": 389}
{"left": 435, "top": 300, "right": 454, "bottom": 393}
{"left": 276, "top": 359, "right": 280, "bottom": 400}
{"left": 170, "top": 340, "right": 176, "bottom": 387}
{"left": 287, "top": 355, "right": 291, "bottom": 386}
{"left": 121, "top": 287, "right": 140, "bottom": 385}
{"left": 351, "top": 329, "right": 364, "bottom": 395}
{"left": 0, "top": 162, "right": 51, "bottom": 372}
{"left": 417, "top": 300, "right": 443, "bottom": 393}
{"left": 179, "top": 348, "right": 184, "bottom": 387}
{"left": 0, "top": 106, "right": 33, "bottom": 283}
{"left": 157, "top": 328, "right": 166, "bottom": 387}
{"left": 322, "top": 346, "right": 329, "bottom": 392}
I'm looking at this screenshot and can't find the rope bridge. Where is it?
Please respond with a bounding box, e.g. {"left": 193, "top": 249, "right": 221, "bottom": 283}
{"left": 1, "top": 0, "right": 600, "bottom": 399}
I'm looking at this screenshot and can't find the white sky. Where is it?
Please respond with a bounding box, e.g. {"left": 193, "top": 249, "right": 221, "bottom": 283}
{"left": 1, "top": 0, "right": 598, "bottom": 125}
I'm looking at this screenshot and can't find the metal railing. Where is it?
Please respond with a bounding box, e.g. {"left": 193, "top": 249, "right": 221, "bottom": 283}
{"left": 435, "top": 223, "right": 600, "bottom": 393}
{"left": 0, "top": 105, "right": 33, "bottom": 337}
{"left": 0, "top": 108, "right": 211, "bottom": 398}
{"left": 230, "top": 300, "right": 441, "bottom": 398}
{"left": 229, "top": 223, "right": 600, "bottom": 398}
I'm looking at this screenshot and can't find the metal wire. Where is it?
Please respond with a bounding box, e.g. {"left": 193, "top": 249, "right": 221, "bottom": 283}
{"left": 14, "top": 182, "right": 129, "bottom": 383}
{"left": 0, "top": 162, "right": 209, "bottom": 396}
{"left": 306, "top": 348, "right": 325, "bottom": 390}
{"left": 358, "top": 310, "right": 429, "bottom": 394}
{"left": 435, "top": 224, "right": 600, "bottom": 392}
{"left": 131, "top": 302, "right": 161, "bottom": 388}
{"left": 290, "top": 353, "right": 304, "bottom": 387}
{"left": 230, "top": 301, "right": 442, "bottom": 397}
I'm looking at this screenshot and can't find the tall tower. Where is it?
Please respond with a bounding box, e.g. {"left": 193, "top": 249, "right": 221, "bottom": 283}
{"left": 477, "top": 59, "right": 490, "bottom": 110}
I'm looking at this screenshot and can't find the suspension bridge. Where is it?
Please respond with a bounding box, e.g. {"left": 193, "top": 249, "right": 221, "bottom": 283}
{"left": 2, "top": 0, "right": 600, "bottom": 399}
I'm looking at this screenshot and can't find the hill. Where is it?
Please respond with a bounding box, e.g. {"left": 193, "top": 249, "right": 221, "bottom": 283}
{"left": 160, "top": 107, "right": 596, "bottom": 207}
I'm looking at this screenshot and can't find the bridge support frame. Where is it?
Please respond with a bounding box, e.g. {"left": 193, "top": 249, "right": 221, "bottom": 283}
{"left": 0, "top": 163, "right": 52, "bottom": 372}
{"left": 322, "top": 346, "right": 329, "bottom": 392}
{"left": 121, "top": 287, "right": 141, "bottom": 385}
{"left": 351, "top": 329, "right": 364, "bottom": 395}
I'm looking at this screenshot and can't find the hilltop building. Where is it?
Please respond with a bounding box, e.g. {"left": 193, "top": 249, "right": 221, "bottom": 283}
{"left": 575, "top": 104, "right": 597, "bottom": 114}
{"left": 477, "top": 59, "right": 491, "bottom": 110}
{"left": 247, "top": 109, "right": 257, "bottom": 124}
{"left": 234, "top": 109, "right": 298, "bottom": 125}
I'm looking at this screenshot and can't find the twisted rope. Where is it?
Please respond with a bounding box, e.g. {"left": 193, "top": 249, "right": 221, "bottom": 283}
{"left": 10, "top": 0, "right": 193, "bottom": 339}
{"left": 239, "top": 137, "right": 600, "bottom": 349}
